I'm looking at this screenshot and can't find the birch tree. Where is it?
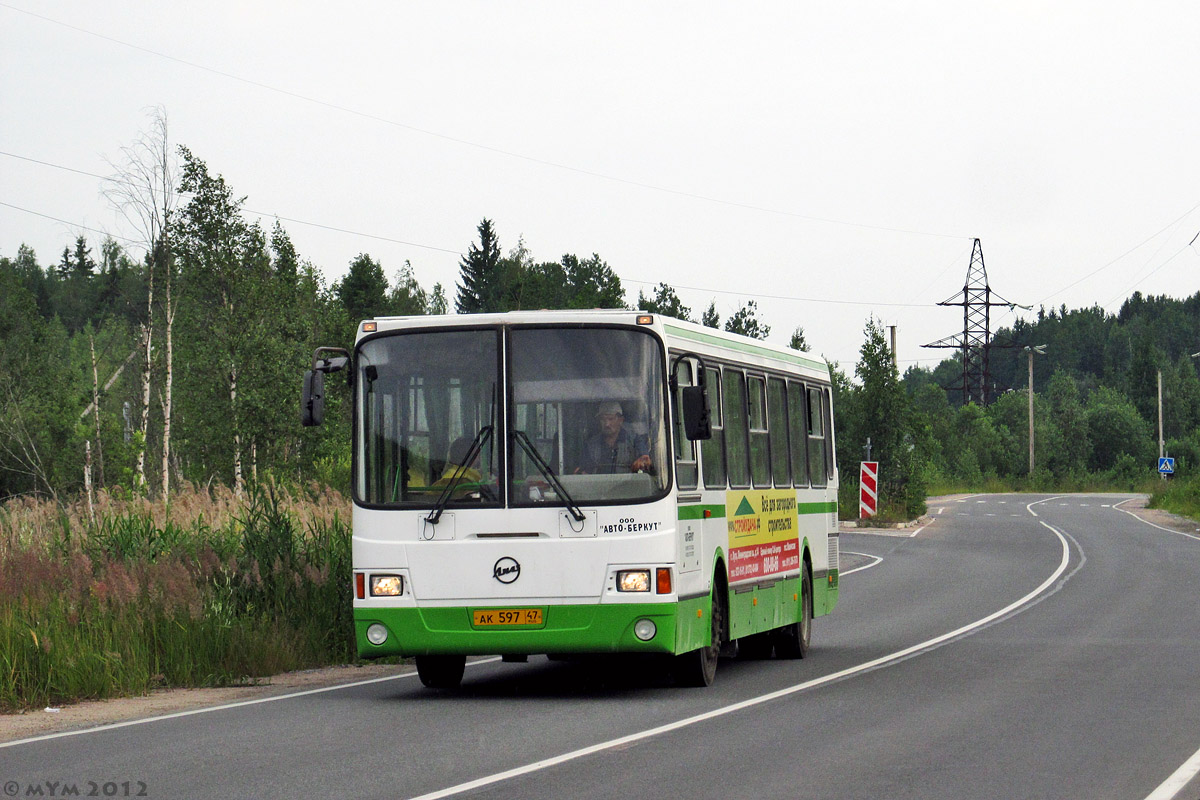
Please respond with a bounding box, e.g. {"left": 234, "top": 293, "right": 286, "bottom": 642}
{"left": 103, "top": 107, "right": 178, "bottom": 497}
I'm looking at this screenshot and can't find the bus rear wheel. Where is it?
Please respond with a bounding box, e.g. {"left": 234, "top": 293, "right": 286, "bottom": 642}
{"left": 416, "top": 655, "right": 466, "bottom": 688}
{"left": 774, "top": 566, "right": 812, "bottom": 659}
{"left": 674, "top": 587, "right": 724, "bottom": 687}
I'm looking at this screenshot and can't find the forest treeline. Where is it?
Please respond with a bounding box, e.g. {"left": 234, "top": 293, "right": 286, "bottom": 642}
{"left": 3, "top": 133, "right": 1198, "bottom": 512}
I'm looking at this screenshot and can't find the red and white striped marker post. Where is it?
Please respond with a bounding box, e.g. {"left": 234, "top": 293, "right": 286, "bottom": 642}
{"left": 859, "top": 461, "right": 879, "bottom": 518}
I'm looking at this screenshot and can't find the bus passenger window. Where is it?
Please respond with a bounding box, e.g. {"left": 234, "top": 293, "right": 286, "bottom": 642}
{"left": 723, "top": 370, "right": 750, "bottom": 488}
{"left": 673, "top": 359, "right": 698, "bottom": 490}
{"left": 767, "top": 377, "right": 789, "bottom": 487}
{"left": 807, "top": 386, "right": 827, "bottom": 488}
{"left": 823, "top": 388, "right": 836, "bottom": 480}
{"left": 700, "top": 367, "right": 726, "bottom": 490}
{"left": 787, "top": 381, "right": 809, "bottom": 487}
{"left": 748, "top": 376, "right": 770, "bottom": 488}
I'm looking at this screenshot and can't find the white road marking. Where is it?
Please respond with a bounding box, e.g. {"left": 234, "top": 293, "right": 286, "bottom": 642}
{"left": 851, "top": 524, "right": 926, "bottom": 539}
{"left": 1106, "top": 496, "right": 1200, "bottom": 799}
{"left": 0, "top": 658, "right": 503, "bottom": 749}
{"left": 841, "top": 551, "right": 883, "bottom": 576}
{"left": 1144, "top": 744, "right": 1200, "bottom": 800}
{"left": 404, "top": 522, "right": 1074, "bottom": 800}
{"left": 1113, "top": 498, "right": 1200, "bottom": 542}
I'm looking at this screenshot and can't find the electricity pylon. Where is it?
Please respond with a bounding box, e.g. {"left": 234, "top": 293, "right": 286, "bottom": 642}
{"left": 923, "top": 238, "right": 1019, "bottom": 406}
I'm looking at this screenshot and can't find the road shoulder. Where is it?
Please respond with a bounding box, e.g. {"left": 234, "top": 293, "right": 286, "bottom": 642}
{"left": 0, "top": 662, "right": 413, "bottom": 744}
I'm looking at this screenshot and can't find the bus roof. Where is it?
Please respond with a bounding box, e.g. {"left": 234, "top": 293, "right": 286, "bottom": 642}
{"left": 357, "top": 310, "right": 829, "bottom": 379}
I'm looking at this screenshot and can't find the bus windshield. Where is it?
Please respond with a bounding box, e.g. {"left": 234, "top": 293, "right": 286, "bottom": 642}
{"left": 355, "top": 325, "right": 669, "bottom": 508}
{"left": 509, "top": 326, "right": 668, "bottom": 505}
{"left": 356, "top": 329, "right": 500, "bottom": 506}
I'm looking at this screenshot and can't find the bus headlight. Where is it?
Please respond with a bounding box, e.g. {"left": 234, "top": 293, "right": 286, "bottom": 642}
{"left": 366, "top": 623, "right": 389, "bottom": 645}
{"left": 370, "top": 575, "right": 404, "bottom": 596}
{"left": 634, "top": 619, "right": 657, "bottom": 641}
{"left": 617, "top": 570, "right": 651, "bottom": 592}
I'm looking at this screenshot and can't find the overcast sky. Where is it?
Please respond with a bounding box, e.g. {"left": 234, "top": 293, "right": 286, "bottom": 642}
{"left": 3, "top": 1, "right": 1198, "bottom": 370}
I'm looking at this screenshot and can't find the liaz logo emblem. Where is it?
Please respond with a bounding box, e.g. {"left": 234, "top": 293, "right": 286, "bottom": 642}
{"left": 493, "top": 557, "right": 521, "bottom": 584}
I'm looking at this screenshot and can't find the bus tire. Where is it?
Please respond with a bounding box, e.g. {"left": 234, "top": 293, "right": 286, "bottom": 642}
{"left": 416, "top": 654, "right": 466, "bottom": 688}
{"left": 774, "top": 565, "right": 812, "bottom": 659}
{"left": 674, "top": 582, "right": 724, "bottom": 687}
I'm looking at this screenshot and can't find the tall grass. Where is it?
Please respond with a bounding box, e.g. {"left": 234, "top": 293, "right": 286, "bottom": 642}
{"left": 0, "top": 482, "right": 354, "bottom": 711}
{"left": 1149, "top": 474, "right": 1200, "bottom": 521}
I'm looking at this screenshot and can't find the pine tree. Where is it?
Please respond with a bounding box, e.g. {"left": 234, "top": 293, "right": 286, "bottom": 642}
{"left": 455, "top": 218, "right": 502, "bottom": 313}
{"left": 337, "top": 254, "right": 389, "bottom": 325}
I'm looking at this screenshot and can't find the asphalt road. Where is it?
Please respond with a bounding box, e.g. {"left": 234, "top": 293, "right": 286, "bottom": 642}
{"left": 5, "top": 494, "right": 1200, "bottom": 800}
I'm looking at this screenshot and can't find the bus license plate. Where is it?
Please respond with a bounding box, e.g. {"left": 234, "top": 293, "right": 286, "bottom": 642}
{"left": 472, "top": 608, "right": 543, "bottom": 626}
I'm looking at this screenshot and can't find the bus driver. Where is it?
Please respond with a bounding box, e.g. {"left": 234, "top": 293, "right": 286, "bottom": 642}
{"left": 579, "top": 401, "right": 652, "bottom": 474}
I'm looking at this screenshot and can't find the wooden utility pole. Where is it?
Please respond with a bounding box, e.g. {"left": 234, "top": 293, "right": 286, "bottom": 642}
{"left": 1028, "top": 351, "right": 1034, "bottom": 474}
{"left": 1158, "top": 369, "right": 1164, "bottom": 461}
{"left": 1024, "top": 345, "right": 1046, "bottom": 475}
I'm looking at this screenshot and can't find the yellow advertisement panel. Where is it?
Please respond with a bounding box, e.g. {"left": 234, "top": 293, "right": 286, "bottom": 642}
{"left": 726, "top": 489, "right": 800, "bottom": 581}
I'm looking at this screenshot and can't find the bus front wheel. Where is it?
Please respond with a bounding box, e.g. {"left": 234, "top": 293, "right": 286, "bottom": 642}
{"left": 415, "top": 654, "right": 466, "bottom": 688}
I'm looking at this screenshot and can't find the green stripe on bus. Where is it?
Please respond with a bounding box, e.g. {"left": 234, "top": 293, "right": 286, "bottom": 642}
{"left": 679, "top": 500, "right": 835, "bottom": 519}
{"left": 664, "top": 323, "right": 828, "bottom": 372}
{"left": 678, "top": 505, "right": 725, "bottom": 520}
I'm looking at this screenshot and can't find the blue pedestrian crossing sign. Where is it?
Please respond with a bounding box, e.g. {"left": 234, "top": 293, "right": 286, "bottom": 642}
{"left": 1159, "top": 457, "right": 1175, "bottom": 474}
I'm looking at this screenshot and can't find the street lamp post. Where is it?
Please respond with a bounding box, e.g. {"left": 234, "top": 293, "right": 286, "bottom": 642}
{"left": 1024, "top": 345, "right": 1047, "bottom": 475}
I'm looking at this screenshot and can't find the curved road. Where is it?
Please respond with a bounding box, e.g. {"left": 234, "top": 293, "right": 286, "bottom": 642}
{"left": 4, "top": 494, "right": 1200, "bottom": 799}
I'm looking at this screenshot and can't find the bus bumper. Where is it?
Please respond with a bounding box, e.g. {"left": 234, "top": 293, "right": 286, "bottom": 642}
{"left": 354, "top": 601, "right": 701, "bottom": 659}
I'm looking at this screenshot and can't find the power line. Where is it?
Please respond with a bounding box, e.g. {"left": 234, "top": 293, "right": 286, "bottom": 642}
{"left": 7, "top": 146, "right": 1196, "bottom": 319}
{"left": 1035, "top": 200, "right": 1200, "bottom": 306}
{"left": 4, "top": 148, "right": 945, "bottom": 308}
{"left": 0, "top": 2, "right": 969, "bottom": 241}
{"left": 0, "top": 200, "right": 140, "bottom": 246}
{"left": 1101, "top": 245, "right": 1192, "bottom": 312}
{"left": 0, "top": 150, "right": 462, "bottom": 256}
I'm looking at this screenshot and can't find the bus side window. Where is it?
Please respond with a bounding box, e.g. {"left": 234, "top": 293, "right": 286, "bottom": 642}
{"left": 700, "top": 367, "right": 726, "bottom": 490}
{"left": 748, "top": 375, "right": 770, "bottom": 488}
{"left": 723, "top": 369, "right": 750, "bottom": 489}
{"left": 823, "top": 387, "right": 836, "bottom": 481}
{"left": 767, "top": 377, "right": 789, "bottom": 487}
{"left": 807, "top": 385, "right": 827, "bottom": 488}
{"left": 787, "top": 381, "right": 809, "bottom": 488}
{"left": 673, "top": 359, "right": 698, "bottom": 491}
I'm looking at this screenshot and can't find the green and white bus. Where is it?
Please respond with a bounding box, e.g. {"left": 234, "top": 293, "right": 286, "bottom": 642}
{"left": 301, "top": 310, "right": 839, "bottom": 688}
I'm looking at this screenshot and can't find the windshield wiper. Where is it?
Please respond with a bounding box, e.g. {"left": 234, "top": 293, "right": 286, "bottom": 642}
{"left": 512, "top": 429, "right": 585, "bottom": 522}
{"left": 426, "top": 425, "right": 492, "bottom": 525}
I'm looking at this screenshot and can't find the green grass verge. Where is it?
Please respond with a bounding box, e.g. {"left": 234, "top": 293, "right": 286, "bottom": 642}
{"left": 0, "top": 484, "right": 355, "bottom": 711}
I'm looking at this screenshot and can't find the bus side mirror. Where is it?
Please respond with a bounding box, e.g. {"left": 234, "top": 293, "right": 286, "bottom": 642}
{"left": 302, "top": 346, "right": 352, "bottom": 427}
{"left": 681, "top": 385, "right": 712, "bottom": 440}
{"left": 301, "top": 369, "right": 325, "bottom": 427}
